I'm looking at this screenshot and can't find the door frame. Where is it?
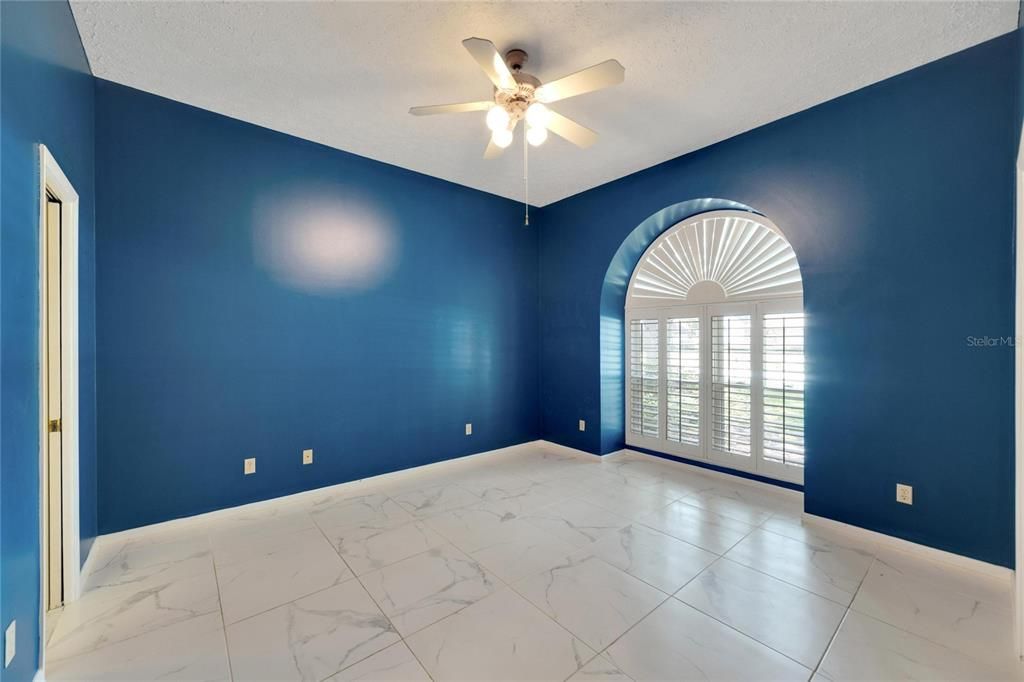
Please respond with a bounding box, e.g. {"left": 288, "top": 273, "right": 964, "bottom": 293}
{"left": 1015, "top": 125, "right": 1023, "bottom": 660}
{"left": 37, "top": 144, "right": 81, "bottom": 626}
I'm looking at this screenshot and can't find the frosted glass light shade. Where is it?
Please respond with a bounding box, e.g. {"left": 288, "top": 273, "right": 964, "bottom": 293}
{"left": 527, "top": 125, "right": 548, "bottom": 146}
{"left": 525, "top": 103, "right": 551, "bottom": 128}
{"left": 486, "top": 106, "right": 510, "bottom": 132}
{"left": 492, "top": 128, "right": 513, "bottom": 148}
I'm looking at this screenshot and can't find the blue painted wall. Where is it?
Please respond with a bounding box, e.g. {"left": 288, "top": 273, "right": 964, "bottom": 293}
{"left": 538, "top": 31, "right": 1020, "bottom": 567}
{"left": 94, "top": 81, "right": 539, "bottom": 533}
{"left": 1, "top": 2, "right": 97, "bottom": 680}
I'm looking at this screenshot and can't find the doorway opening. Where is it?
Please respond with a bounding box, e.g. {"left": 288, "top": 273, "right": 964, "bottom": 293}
{"left": 38, "top": 145, "right": 82, "bottom": 648}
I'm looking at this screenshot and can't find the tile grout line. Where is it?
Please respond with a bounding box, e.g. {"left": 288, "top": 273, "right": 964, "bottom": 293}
{"left": 309, "top": 509, "right": 439, "bottom": 682}
{"left": 577, "top": 537, "right": 752, "bottom": 673}
{"left": 669, "top": 563, "right": 821, "bottom": 674}
{"left": 405, "top": 509, "right": 577, "bottom": 644}
{"left": 834, "top": 556, "right": 1018, "bottom": 676}
{"left": 811, "top": 605, "right": 853, "bottom": 680}
{"left": 342, "top": 487, "right": 615, "bottom": 678}
{"left": 212, "top": 515, "right": 361, "bottom": 628}
{"left": 496, "top": 554, "right": 664, "bottom": 679}
{"left": 47, "top": 548, "right": 225, "bottom": 668}
{"left": 404, "top": 493, "right": 639, "bottom": 677}
{"left": 718, "top": 523, "right": 869, "bottom": 609}
{"left": 208, "top": 537, "right": 237, "bottom": 682}
{"left": 807, "top": 556, "right": 880, "bottom": 678}
{"left": 571, "top": 514, "right": 831, "bottom": 678}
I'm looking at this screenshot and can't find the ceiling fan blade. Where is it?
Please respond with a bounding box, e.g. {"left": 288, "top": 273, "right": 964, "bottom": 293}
{"left": 546, "top": 110, "right": 598, "bottom": 148}
{"left": 463, "top": 37, "right": 517, "bottom": 90}
{"left": 409, "top": 101, "right": 493, "bottom": 116}
{"left": 535, "top": 59, "right": 625, "bottom": 104}
{"left": 484, "top": 138, "right": 505, "bottom": 159}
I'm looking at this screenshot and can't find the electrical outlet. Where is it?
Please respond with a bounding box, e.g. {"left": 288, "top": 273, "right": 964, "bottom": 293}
{"left": 465, "top": 423, "right": 472, "bottom": 436}
{"left": 896, "top": 483, "right": 913, "bottom": 505}
{"left": 244, "top": 457, "right": 256, "bottom": 475}
{"left": 302, "top": 449, "right": 313, "bottom": 465}
{"left": 5, "top": 620, "right": 15, "bottom": 667}
{"left": 579, "top": 419, "right": 586, "bottom": 432}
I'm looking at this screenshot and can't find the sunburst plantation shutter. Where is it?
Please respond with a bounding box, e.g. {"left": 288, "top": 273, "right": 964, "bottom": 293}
{"left": 666, "top": 317, "right": 700, "bottom": 446}
{"left": 762, "top": 312, "right": 805, "bottom": 466}
{"left": 629, "top": 319, "right": 659, "bottom": 438}
{"left": 712, "top": 314, "right": 752, "bottom": 456}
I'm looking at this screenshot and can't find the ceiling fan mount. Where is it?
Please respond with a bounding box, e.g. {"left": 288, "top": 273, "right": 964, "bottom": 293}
{"left": 504, "top": 48, "right": 529, "bottom": 72}
{"left": 409, "top": 37, "right": 625, "bottom": 158}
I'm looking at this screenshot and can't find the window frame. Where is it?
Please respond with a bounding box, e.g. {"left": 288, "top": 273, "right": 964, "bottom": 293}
{"left": 625, "top": 297, "right": 804, "bottom": 485}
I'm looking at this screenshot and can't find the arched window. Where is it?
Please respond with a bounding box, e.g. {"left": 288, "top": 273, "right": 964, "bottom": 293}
{"left": 625, "top": 210, "right": 805, "bottom": 484}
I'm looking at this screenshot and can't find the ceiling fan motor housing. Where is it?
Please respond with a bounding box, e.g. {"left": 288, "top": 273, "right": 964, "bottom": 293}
{"left": 495, "top": 49, "right": 540, "bottom": 122}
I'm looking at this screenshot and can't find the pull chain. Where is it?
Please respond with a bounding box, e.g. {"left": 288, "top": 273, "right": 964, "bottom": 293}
{"left": 523, "top": 128, "right": 529, "bottom": 226}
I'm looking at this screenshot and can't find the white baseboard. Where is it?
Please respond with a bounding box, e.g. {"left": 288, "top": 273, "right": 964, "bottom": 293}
{"left": 615, "top": 448, "right": 1010, "bottom": 585}
{"left": 538, "top": 440, "right": 802, "bottom": 505}
{"left": 94, "top": 440, "right": 543, "bottom": 548}
{"left": 618, "top": 447, "right": 803, "bottom": 503}
{"left": 33, "top": 667, "right": 46, "bottom": 682}
{"left": 803, "top": 513, "right": 1013, "bottom": 586}
{"left": 535, "top": 440, "right": 601, "bottom": 459}
{"left": 84, "top": 438, "right": 1013, "bottom": 595}
{"left": 74, "top": 539, "right": 101, "bottom": 601}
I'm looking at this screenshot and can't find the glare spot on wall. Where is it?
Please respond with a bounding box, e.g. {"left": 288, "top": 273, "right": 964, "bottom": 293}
{"left": 254, "top": 190, "right": 397, "bottom": 294}
{"left": 449, "top": 317, "right": 494, "bottom": 374}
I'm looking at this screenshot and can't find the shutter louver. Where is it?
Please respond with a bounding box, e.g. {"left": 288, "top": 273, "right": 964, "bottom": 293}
{"left": 763, "top": 313, "right": 805, "bottom": 466}
{"left": 629, "top": 319, "right": 659, "bottom": 438}
{"left": 712, "top": 314, "right": 752, "bottom": 456}
{"left": 666, "top": 317, "right": 700, "bottom": 446}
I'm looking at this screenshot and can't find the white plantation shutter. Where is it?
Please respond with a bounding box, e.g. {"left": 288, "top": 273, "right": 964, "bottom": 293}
{"left": 711, "top": 314, "right": 752, "bottom": 456}
{"left": 629, "top": 319, "right": 659, "bottom": 438}
{"left": 762, "top": 313, "right": 806, "bottom": 466}
{"left": 666, "top": 317, "right": 700, "bottom": 446}
{"left": 627, "top": 214, "right": 802, "bottom": 306}
{"left": 624, "top": 211, "right": 806, "bottom": 484}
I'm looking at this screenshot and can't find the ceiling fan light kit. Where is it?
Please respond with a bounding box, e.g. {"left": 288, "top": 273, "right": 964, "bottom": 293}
{"left": 409, "top": 37, "right": 625, "bottom": 223}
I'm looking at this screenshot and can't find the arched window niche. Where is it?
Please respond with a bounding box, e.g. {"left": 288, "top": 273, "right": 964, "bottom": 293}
{"left": 621, "top": 208, "right": 805, "bottom": 484}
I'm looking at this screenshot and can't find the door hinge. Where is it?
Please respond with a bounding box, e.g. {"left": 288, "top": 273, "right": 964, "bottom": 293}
{"left": 48, "top": 418, "right": 61, "bottom": 433}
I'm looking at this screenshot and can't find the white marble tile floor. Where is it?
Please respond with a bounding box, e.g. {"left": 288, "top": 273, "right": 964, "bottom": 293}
{"left": 46, "top": 443, "right": 1023, "bottom": 681}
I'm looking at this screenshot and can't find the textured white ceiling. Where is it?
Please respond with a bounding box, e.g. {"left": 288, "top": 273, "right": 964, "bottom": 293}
{"left": 71, "top": 1, "right": 1016, "bottom": 206}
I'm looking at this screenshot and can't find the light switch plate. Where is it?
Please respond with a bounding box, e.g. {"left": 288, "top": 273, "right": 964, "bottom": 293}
{"left": 465, "top": 423, "right": 472, "bottom": 436}
{"left": 896, "top": 483, "right": 913, "bottom": 505}
{"left": 302, "top": 449, "right": 313, "bottom": 465}
{"left": 244, "top": 458, "right": 256, "bottom": 475}
{"left": 579, "top": 419, "right": 586, "bottom": 432}
{"left": 5, "top": 620, "right": 15, "bottom": 667}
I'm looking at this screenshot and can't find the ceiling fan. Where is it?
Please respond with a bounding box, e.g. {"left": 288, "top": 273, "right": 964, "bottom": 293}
{"left": 410, "top": 38, "right": 625, "bottom": 158}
